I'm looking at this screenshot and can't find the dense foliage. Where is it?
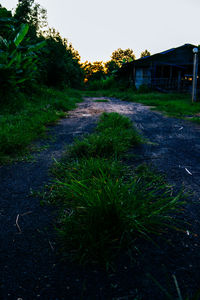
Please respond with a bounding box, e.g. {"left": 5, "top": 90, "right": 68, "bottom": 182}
{"left": 82, "top": 61, "right": 105, "bottom": 82}
{"left": 0, "top": 0, "right": 84, "bottom": 104}
{"left": 40, "top": 28, "right": 83, "bottom": 88}
{"left": 0, "top": 6, "right": 45, "bottom": 100}
{"left": 109, "top": 48, "right": 135, "bottom": 68}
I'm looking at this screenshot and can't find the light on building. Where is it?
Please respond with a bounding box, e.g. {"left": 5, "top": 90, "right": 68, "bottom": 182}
{"left": 192, "top": 47, "right": 199, "bottom": 103}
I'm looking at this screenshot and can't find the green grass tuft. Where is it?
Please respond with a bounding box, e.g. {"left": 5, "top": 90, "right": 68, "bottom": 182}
{"left": 67, "top": 112, "right": 142, "bottom": 159}
{"left": 50, "top": 162, "right": 184, "bottom": 265}
{"left": 93, "top": 99, "right": 109, "bottom": 102}
{"left": 44, "top": 112, "right": 185, "bottom": 266}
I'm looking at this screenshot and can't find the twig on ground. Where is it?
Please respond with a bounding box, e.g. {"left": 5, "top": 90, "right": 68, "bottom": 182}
{"left": 16, "top": 214, "right": 22, "bottom": 233}
{"left": 15, "top": 211, "right": 33, "bottom": 233}
{"left": 20, "top": 211, "right": 32, "bottom": 217}
{"left": 49, "top": 240, "right": 54, "bottom": 251}
{"left": 185, "top": 168, "right": 192, "bottom": 175}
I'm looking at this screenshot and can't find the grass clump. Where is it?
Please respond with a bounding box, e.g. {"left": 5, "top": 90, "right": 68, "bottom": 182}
{"left": 44, "top": 112, "right": 185, "bottom": 267}
{"left": 93, "top": 99, "right": 109, "bottom": 102}
{"left": 47, "top": 157, "right": 126, "bottom": 206}
{"left": 67, "top": 112, "right": 142, "bottom": 159}
{"left": 96, "top": 112, "right": 133, "bottom": 131}
{"left": 50, "top": 161, "right": 184, "bottom": 265}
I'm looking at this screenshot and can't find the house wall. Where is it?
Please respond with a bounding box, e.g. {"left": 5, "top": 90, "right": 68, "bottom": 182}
{"left": 135, "top": 68, "right": 151, "bottom": 89}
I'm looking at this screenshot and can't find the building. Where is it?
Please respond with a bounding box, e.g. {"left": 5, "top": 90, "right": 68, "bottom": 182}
{"left": 118, "top": 44, "right": 199, "bottom": 92}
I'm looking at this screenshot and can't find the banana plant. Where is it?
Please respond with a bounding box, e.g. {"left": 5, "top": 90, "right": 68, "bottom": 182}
{"left": 0, "top": 16, "right": 46, "bottom": 92}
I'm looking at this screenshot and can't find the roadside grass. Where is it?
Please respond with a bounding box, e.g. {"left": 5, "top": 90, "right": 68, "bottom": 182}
{"left": 0, "top": 87, "right": 82, "bottom": 163}
{"left": 44, "top": 112, "right": 185, "bottom": 266}
{"left": 93, "top": 99, "right": 109, "bottom": 102}
{"left": 83, "top": 89, "right": 200, "bottom": 118}
{"left": 67, "top": 112, "right": 142, "bottom": 159}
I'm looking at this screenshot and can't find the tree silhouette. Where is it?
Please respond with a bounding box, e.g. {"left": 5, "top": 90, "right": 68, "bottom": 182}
{"left": 140, "top": 49, "right": 151, "bottom": 58}
{"left": 14, "top": 0, "right": 47, "bottom": 33}
{"left": 111, "top": 48, "right": 135, "bottom": 67}
{"left": 82, "top": 61, "right": 105, "bottom": 81}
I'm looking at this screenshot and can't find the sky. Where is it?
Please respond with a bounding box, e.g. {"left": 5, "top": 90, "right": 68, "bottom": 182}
{"left": 1, "top": 0, "right": 200, "bottom": 62}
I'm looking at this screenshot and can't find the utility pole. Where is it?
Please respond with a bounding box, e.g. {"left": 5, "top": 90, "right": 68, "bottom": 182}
{"left": 192, "top": 47, "right": 199, "bottom": 103}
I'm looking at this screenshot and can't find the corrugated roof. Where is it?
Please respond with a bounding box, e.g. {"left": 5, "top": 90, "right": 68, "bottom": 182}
{"left": 117, "top": 43, "right": 198, "bottom": 75}
{"left": 160, "top": 48, "right": 175, "bottom": 55}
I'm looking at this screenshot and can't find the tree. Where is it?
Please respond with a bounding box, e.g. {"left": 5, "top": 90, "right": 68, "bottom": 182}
{"left": 14, "top": 0, "right": 47, "bottom": 37}
{"left": 39, "top": 28, "right": 83, "bottom": 88}
{"left": 110, "top": 48, "right": 135, "bottom": 68}
{"left": 82, "top": 61, "right": 105, "bottom": 81}
{"left": 14, "top": 0, "right": 34, "bottom": 24}
{"left": 140, "top": 49, "right": 151, "bottom": 58}
{"left": 104, "top": 60, "right": 119, "bottom": 75}
{"left": 0, "top": 5, "right": 14, "bottom": 38}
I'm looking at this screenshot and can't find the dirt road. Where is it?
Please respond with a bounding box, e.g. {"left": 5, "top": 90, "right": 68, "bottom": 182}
{"left": 1, "top": 97, "right": 200, "bottom": 299}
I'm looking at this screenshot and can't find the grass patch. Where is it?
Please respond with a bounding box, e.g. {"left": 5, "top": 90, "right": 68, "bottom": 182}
{"left": 93, "top": 99, "right": 109, "bottom": 102}
{"left": 67, "top": 112, "right": 142, "bottom": 159}
{"left": 0, "top": 87, "right": 82, "bottom": 163}
{"left": 44, "top": 112, "right": 185, "bottom": 267}
{"left": 84, "top": 89, "right": 200, "bottom": 118}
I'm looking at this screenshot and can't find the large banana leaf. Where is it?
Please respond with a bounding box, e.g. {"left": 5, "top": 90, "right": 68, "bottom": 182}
{"left": 0, "top": 37, "right": 9, "bottom": 48}
{"left": 7, "top": 55, "right": 18, "bottom": 68}
{"left": 0, "top": 51, "right": 7, "bottom": 62}
{"left": 14, "top": 24, "right": 29, "bottom": 47}
{"left": 0, "top": 17, "right": 16, "bottom": 23}
{"left": 27, "top": 41, "right": 46, "bottom": 52}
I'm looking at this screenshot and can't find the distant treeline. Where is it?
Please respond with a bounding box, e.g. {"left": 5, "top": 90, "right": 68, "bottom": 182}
{"left": 82, "top": 49, "right": 151, "bottom": 87}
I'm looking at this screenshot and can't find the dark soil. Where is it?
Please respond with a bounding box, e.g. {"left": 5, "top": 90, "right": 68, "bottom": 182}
{"left": 1, "top": 97, "right": 200, "bottom": 300}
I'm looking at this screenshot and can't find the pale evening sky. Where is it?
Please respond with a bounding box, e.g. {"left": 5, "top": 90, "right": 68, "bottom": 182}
{"left": 1, "top": 0, "right": 200, "bottom": 62}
